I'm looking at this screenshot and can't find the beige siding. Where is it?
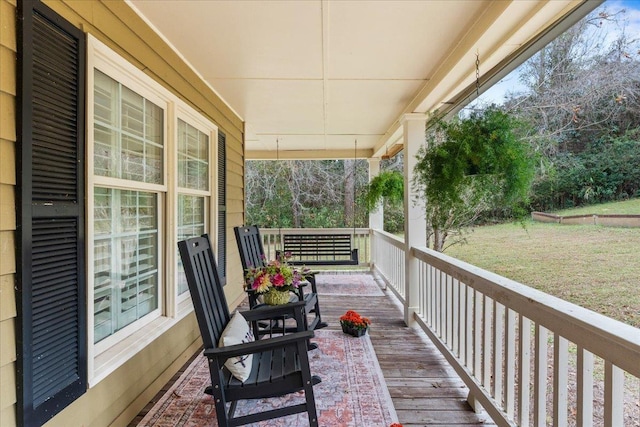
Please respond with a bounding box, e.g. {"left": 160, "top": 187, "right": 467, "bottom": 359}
{"left": 0, "top": 0, "right": 17, "bottom": 425}
{"left": 0, "top": 0, "right": 247, "bottom": 426}
{"left": 46, "top": 316, "right": 202, "bottom": 427}
{"left": 224, "top": 130, "right": 246, "bottom": 305}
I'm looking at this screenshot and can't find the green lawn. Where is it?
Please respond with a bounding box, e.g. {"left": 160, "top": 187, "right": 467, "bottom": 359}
{"left": 446, "top": 219, "right": 640, "bottom": 328}
{"left": 552, "top": 198, "right": 640, "bottom": 216}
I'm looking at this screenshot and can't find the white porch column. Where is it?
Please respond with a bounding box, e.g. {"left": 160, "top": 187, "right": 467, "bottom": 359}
{"left": 402, "top": 113, "right": 427, "bottom": 327}
{"left": 368, "top": 158, "right": 384, "bottom": 273}
{"left": 367, "top": 158, "right": 384, "bottom": 230}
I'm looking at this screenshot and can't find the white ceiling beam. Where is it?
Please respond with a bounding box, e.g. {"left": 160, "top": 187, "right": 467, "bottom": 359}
{"left": 246, "top": 148, "right": 373, "bottom": 161}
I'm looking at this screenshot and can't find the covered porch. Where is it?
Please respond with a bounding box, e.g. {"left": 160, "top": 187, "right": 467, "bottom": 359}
{"left": 133, "top": 271, "right": 493, "bottom": 426}
{"left": 133, "top": 228, "right": 640, "bottom": 426}
{"left": 5, "top": 1, "right": 639, "bottom": 426}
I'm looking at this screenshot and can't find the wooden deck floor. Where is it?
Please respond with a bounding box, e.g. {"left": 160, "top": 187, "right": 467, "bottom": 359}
{"left": 318, "top": 274, "right": 494, "bottom": 427}
{"left": 131, "top": 273, "right": 495, "bottom": 426}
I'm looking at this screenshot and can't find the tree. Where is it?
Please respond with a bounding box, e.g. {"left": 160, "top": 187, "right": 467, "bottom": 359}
{"left": 499, "top": 5, "right": 640, "bottom": 210}
{"left": 245, "top": 159, "right": 368, "bottom": 228}
{"left": 507, "top": 7, "right": 640, "bottom": 156}
{"left": 344, "top": 159, "right": 356, "bottom": 228}
{"left": 413, "top": 108, "right": 535, "bottom": 251}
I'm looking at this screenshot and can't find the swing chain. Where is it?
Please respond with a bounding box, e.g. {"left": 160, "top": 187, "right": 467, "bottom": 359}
{"left": 475, "top": 52, "right": 480, "bottom": 97}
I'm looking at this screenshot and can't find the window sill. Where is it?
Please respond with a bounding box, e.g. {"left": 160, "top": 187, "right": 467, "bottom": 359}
{"left": 90, "top": 298, "right": 194, "bottom": 387}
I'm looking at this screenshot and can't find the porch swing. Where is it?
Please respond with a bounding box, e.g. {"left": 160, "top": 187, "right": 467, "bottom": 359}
{"left": 278, "top": 140, "right": 359, "bottom": 266}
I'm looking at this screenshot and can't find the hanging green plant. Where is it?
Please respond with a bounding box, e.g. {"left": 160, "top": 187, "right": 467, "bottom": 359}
{"left": 413, "top": 107, "right": 535, "bottom": 251}
{"left": 364, "top": 170, "right": 404, "bottom": 211}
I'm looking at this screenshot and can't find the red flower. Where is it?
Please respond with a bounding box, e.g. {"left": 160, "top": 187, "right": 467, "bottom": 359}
{"left": 271, "top": 273, "right": 285, "bottom": 286}
{"left": 339, "top": 310, "right": 371, "bottom": 330}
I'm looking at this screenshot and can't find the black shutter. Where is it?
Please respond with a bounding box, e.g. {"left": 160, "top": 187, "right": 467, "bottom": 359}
{"left": 217, "top": 131, "right": 227, "bottom": 284}
{"left": 17, "top": 1, "right": 87, "bottom": 425}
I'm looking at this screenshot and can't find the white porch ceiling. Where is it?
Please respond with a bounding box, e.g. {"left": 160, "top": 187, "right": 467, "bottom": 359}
{"left": 128, "top": 0, "right": 589, "bottom": 159}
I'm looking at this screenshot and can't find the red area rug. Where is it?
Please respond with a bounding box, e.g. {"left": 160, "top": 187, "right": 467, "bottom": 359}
{"left": 139, "top": 329, "right": 397, "bottom": 426}
{"left": 315, "top": 274, "right": 384, "bottom": 297}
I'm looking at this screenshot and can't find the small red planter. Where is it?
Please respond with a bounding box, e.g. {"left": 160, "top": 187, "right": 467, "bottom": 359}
{"left": 340, "top": 310, "right": 371, "bottom": 337}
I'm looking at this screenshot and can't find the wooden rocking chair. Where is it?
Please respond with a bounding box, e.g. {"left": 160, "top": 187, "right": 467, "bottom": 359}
{"left": 178, "top": 235, "right": 320, "bottom": 427}
{"left": 234, "top": 225, "right": 328, "bottom": 334}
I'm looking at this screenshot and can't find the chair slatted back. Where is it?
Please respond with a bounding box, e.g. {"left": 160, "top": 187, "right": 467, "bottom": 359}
{"left": 178, "top": 234, "right": 230, "bottom": 349}
{"left": 234, "top": 226, "right": 267, "bottom": 271}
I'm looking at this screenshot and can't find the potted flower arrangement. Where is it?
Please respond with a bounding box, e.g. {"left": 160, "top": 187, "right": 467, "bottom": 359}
{"left": 340, "top": 310, "right": 371, "bottom": 337}
{"left": 244, "top": 252, "right": 308, "bottom": 305}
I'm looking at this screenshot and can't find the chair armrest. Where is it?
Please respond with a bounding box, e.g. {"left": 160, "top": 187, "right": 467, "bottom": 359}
{"left": 204, "top": 330, "right": 314, "bottom": 360}
{"left": 304, "top": 273, "right": 319, "bottom": 294}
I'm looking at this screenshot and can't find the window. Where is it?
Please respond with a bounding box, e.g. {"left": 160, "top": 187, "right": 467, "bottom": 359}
{"left": 93, "top": 70, "right": 164, "bottom": 183}
{"left": 92, "top": 70, "right": 163, "bottom": 344}
{"left": 93, "top": 188, "right": 159, "bottom": 343}
{"left": 177, "top": 195, "right": 205, "bottom": 294}
{"left": 178, "top": 120, "right": 209, "bottom": 191}
{"left": 177, "top": 119, "right": 211, "bottom": 295}
{"left": 88, "top": 36, "right": 218, "bottom": 381}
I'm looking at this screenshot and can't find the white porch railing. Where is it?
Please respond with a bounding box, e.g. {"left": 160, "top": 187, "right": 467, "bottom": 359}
{"left": 370, "top": 229, "right": 406, "bottom": 301}
{"left": 258, "top": 228, "right": 371, "bottom": 266}
{"left": 371, "top": 230, "right": 640, "bottom": 427}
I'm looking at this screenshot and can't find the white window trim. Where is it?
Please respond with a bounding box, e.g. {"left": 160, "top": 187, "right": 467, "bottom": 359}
{"left": 87, "top": 35, "right": 218, "bottom": 386}
{"left": 170, "top": 103, "right": 218, "bottom": 313}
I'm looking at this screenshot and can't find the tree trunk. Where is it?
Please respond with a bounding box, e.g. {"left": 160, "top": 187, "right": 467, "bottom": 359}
{"left": 286, "top": 161, "right": 303, "bottom": 228}
{"left": 432, "top": 228, "right": 446, "bottom": 252}
{"left": 344, "top": 159, "right": 355, "bottom": 227}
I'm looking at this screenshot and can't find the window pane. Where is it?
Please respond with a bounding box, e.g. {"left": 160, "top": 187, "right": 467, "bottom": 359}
{"left": 177, "top": 119, "right": 209, "bottom": 191}
{"left": 94, "top": 123, "right": 115, "bottom": 177}
{"left": 121, "top": 86, "right": 144, "bottom": 137}
{"left": 145, "top": 99, "right": 163, "bottom": 145}
{"left": 93, "top": 188, "right": 159, "bottom": 343}
{"left": 146, "top": 143, "right": 163, "bottom": 184}
{"left": 93, "top": 70, "right": 164, "bottom": 184}
{"left": 94, "top": 71, "right": 117, "bottom": 126}
{"left": 177, "top": 195, "right": 206, "bottom": 295}
{"left": 121, "top": 134, "right": 145, "bottom": 182}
